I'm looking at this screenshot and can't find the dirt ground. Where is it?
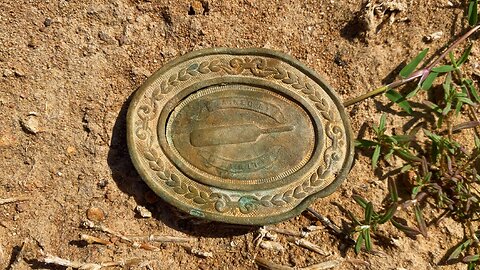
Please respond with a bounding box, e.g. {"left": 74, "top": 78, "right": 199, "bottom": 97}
{"left": 0, "top": 0, "right": 477, "bottom": 269}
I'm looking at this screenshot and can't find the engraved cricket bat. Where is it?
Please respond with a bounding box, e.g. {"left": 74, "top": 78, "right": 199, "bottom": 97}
{"left": 190, "top": 124, "right": 294, "bottom": 147}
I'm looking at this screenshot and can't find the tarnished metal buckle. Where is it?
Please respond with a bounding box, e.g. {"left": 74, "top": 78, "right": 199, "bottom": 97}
{"left": 127, "top": 48, "right": 353, "bottom": 225}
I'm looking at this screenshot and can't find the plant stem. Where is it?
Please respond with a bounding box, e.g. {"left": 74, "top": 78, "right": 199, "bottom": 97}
{"left": 344, "top": 24, "right": 480, "bottom": 107}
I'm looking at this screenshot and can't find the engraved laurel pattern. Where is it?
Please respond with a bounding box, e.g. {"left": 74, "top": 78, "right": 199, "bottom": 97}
{"left": 135, "top": 57, "right": 344, "bottom": 214}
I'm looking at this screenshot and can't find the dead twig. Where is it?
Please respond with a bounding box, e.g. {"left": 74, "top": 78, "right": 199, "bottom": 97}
{"left": 255, "top": 257, "right": 293, "bottom": 270}
{"left": 0, "top": 197, "right": 29, "bottom": 205}
{"left": 306, "top": 207, "right": 355, "bottom": 244}
{"left": 131, "top": 235, "right": 193, "bottom": 243}
{"left": 39, "top": 253, "right": 141, "bottom": 270}
{"left": 81, "top": 220, "right": 158, "bottom": 251}
{"left": 255, "top": 257, "right": 342, "bottom": 270}
{"left": 178, "top": 244, "right": 213, "bottom": 258}
{"left": 254, "top": 226, "right": 278, "bottom": 247}
{"left": 266, "top": 226, "right": 308, "bottom": 238}
{"left": 7, "top": 238, "right": 28, "bottom": 270}
{"left": 287, "top": 237, "right": 329, "bottom": 256}
{"left": 81, "top": 234, "right": 112, "bottom": 246}
{"left": 301, "top": 259, "right": 342, "bottom": 270}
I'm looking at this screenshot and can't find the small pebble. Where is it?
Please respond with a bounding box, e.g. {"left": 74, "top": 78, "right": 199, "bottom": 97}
{"left": 97, "top": 179, "right": 108, "bottom": 188}
{"left": 86, "top": 206, "right": 106, "bottom": 222}
{"left": 44, "top": 17, "right": 52, "bottom": 27}
{"left": 28, "top": 36, "right": 40, "bottom": 48}
{"left": 15, "top": 202, "right": 28, "bottom": 213}
{"left": 20, "top": 115, "right": 40, "bottom": 134}
{"left": 98, "top": 31, "right": 112, "bottom": 43}
{"left": 66, "top": 146, "right": 77, "bottom": 155}
{"left": 3, "top": 69, "right": 13, "bottom": 77}
{"left": 14, "top": 69, "right": 25, "bottom": 77}
{"left": 131, "top": 66, "right": 151, "bottom": 78}
{"left": 424, "top": 31, "right": 443, "bottom": 43}
{"left": 136, "top": 205, "right": 152, "bottom": 218}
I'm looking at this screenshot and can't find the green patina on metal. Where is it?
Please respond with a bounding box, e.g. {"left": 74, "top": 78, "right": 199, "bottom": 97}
{"left": 189, "top": 209, "right": 205, "bottom": 218}
{"left": 126, "top": 48, "right": 354, "bottom": 225}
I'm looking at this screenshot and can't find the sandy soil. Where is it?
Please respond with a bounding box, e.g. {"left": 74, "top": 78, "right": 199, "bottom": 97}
{"left": 0, "top": 0, "right": 476, "bottom": 269}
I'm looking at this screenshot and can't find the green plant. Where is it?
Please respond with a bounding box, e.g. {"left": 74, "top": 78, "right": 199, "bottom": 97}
{"left": 348, "top": 179, "right": 398, "bottom": 254}
{"left": 345, "top": 2, "right": 480, "bottom": 269}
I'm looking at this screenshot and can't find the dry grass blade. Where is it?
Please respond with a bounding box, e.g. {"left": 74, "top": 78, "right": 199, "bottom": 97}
{"left": 7, "top": 238, "right": 28, "bottom": 269}
{"left": 0, "top": 197, "right": 29, "bottom": 205}
{"left": 81, "top": 220, "right": 159, "bottom": 251}
{"left": 287, "top": 237, "right": 329, "bottom": 256}
{"left": 130, "top": 235, "right": 194, "bottom": 243}
{"left": 452, "top": 121, "right": 480, "bottom": 132}
{"left": 187, "top": 247, "right": 213, "bottom": 258}
{"left": 306, "top": 208, "right": 343, "bottom": 235}
{"left": 81, "top": 220, "right": 128, "bottom": 241}
{"left": 266, "top": 226, "right": 308, "bottom": 238}
{"left": 259, "top": 241, "right": 285, "bottom": 253}
{"left": 301, "top": 259, "right": 342, "bottom": 270}
{"left": 255, "top": 257, "right": 293, "bottom": 270}
{"left": 255, "top": 257, "right": 342, "bottom": 270}
{"left": 40, "top": 253, "right": 141, "bottom": 270}
{"left": 80, "top": 234, "right": 111, "bottom": 246}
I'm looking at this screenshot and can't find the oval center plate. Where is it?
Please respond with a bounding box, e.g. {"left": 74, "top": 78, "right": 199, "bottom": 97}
{"left": 127, "top": 48, "right": 353, "bottom": 225}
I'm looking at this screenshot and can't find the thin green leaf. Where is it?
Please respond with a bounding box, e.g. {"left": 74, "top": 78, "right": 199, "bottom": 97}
{"left": 348, "top": 210, "right": 362, "bottom": 226}
{"left": 391, "top": 135, "right": 415, "bottom": 143}
{"left": 421, "top": 72, "right": 439, "bottom": 90}
{"left": 353, "top": 195, "right": 368, "bottom": 209}
{"left": 449, "top": 51, "right": 457, "bottom": 67}
{"left": 432, "top": 65, "right": 456, "bottom": 73}
{"left": 464, "top": 79, "right": 480, "bottom": 103}
{"left": 378, "top": 203, "right": 397, "bottom": 224}
{"left": 355, "top": 233, "right": 364, "bottom": 255}
{"left": 469, "top": 0, "right": 478, "bottom": 26}
{"left": 457, "top": 43, "right": 473, "bottom": 66}
{"left": 447, "top": 239, "right": 472, "bottom": 261}
{"left": 442, "top": 101, "right": 452, "bottom": 116}
{"left": 391, "top": 218, "right": 422, "bottom": 237}
{"left": 388, "top": 178, "right": 399, "bottom": 202}
{"left": 475, "top": 135, "right": 480, "bottom": 148}
{"left": 414, "top": 205, "right": 428, "bottom": 237}
{"left": 400, "top": 48, "right": 429, "bottom": 78}
{"left": 372, "top": 144, "right": 381, "bottom": 169}
{"left": 406, "top": 85, "right": 422, "bottom": 99}
{"left": 400, "top": 164, "right": 413, "bottom": 173}
{"left": 424, "top": 129, "right": 440, "bottom": 142}
{"left": 455, "top": 99, "right": 463, "bottom": 115}
{"left": 423, "top": 100, "right": 442, "bottom": 114}
{"left": 444, "top": 73, "right": 453, "bottom": 99}
{"left": 386, "top": 89, "right": 413, "bottom": 114}
{"left": 395, "top": 148, "right": 422, "bottom": 162}
{"left": 355, "top": 139, "right": 378, "bottom": 148}
{"left": 458, "top": 97, "right": 475, "bottom": 105}
{"left": 463, "top": 255, "right": 480, "bottom": 263}
{"left": 365, "top": 202, "right": 373, "bottom": 224}
{"left": 385, "top": 135, "right": 398, "bottom": 144}
{"left": 379, "top": 113, "right": 387, "bottom": 131}
{"left": 363, "top": 229, "right": 372, "bottom": 251}
{"left": 423, "top": 172, "right": 432, "bottom": 184}
{"left": 467, "top": 261, "right": 476, "bottom": 270}
{"left": 384, "top": 148, "right": 395, "bottom": 161}
{"left": 412, "top": 186, "right": 421, "bottom": 197}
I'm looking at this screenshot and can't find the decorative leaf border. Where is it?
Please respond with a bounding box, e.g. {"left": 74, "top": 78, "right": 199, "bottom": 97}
{"left": 135, "top": 57, "right": 344, "bottom": 214}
